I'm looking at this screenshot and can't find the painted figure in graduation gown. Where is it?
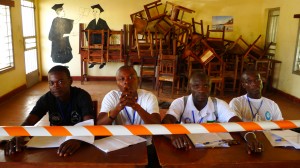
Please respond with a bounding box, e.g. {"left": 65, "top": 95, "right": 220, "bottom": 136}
{"left": 85, "top": 4, "right": 109, "bottom": 68}
{"left": 49, "top": 4, "right": 74, "bottom": 64}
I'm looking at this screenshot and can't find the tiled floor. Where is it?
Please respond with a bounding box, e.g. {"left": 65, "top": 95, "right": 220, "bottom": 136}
{"left": 0, "top": 80, "right": 299, "bottom": 126}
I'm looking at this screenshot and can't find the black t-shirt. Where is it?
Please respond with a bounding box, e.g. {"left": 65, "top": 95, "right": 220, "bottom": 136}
{"left": 30, "top": 87, "right": 94, "bottom": 126}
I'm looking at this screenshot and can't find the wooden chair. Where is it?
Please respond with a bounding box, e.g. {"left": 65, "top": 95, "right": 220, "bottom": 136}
{"left": 207, "top": 61, "right": 224, "bottom": 96}
{"left": 191, "top": 18, "right": 204, "bottom": 38}
{"left": 106, "top": 29, "right": 124, "bottom": 62}
{"left": 143, "top": 0, "right": 165, "bottom": 22}
{"left": 255, "top": 59, "right": 271, "bottom": 93}
{"left": 87, "top": 29, "right": 106, "bottom": 65}
{"left": 205, "top": 25, "right": 226, "bottom": 55}
{"left": 223, "top": 56, "right": 239, "bottom": 92}
{"left": 134, "top": 28, "right": 154, "bottom": 58}
{"left": 249, "top": 41, "right": 273, "bottom": 60}
{"left": 139, "top": 56, "right": 158, "bottom": 89}
{"left": 157, "top": 39, "right": 179, "bottom": 98}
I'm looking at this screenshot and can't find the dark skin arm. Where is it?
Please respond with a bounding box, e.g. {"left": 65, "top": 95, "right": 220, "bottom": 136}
{"left": 229, "top": 116, "right": 264, "bottom": 154}
{"left": 162, "top": 114, "right": 193, "bottom": 150}
{"left": 97, "top": 88, "right": 161, "bottom": 125}
{"left": 5, "top": 114, "right": 94, "bottom": 157}
{"left": 57, "top": 115, "right": 94, "bottom": 157}
{"left": 5, "top": 114, "right": 41, "bottom": 155}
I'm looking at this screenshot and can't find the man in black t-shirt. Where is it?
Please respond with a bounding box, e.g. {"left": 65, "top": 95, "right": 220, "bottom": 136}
{"left": 5, "top": 65, "right": 95, "bottom": 157}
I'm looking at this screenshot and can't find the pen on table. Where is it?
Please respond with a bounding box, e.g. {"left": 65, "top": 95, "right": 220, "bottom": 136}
{"left": 275, "top": 138, "right": 285, "bottom": 142}
{"left": 203, "top": 140, "right": 223, "bottom": 145}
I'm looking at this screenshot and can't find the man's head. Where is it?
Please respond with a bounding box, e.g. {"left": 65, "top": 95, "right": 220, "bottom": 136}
{"left": 189, "top": 70, "right": 210, "bottom": 102}
{"left": 91, "top": 4, "right": 104, "bottom": 19}
{"left": 116, "top": 66, "right": 139, "bottom": 93}
{"left": 52, "top": 4, "right": 65, "bottom": 17}
{"left": 48, "top": 65, "right": 73, "bottom": 101}
{"left": 241, "top": 70, "right": 263, "bottom": 98}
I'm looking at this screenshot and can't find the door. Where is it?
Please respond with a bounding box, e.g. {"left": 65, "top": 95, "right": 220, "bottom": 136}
{"left": 21, "top": 0, "right": 39, "bottom": 87}
{"left": 265, "top": 8, "right": 280, "bottom": 58}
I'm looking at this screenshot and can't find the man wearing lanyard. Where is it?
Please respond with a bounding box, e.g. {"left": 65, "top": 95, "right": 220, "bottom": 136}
{"left": 229, "top": 70, "right": 283, "bottom": 122}
{"left": 5, "top": 65, "right": 95, "bottom": 157}
{"left": 162, "top": 71, "right": 263, "bottom": 154}
{"left": 97, "top": 65, "right": 161, "bottom": 167}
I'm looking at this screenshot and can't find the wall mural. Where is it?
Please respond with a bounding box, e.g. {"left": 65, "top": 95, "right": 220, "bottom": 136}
{"left": 85, "top": 4, "right": 110, "bottom": 69}
{"left": 48, "top": 3, "right": 74, "bottom": 64}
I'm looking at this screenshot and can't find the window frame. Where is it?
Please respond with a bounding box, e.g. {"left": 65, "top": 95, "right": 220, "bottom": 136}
{"left": 0, "top": 1, "right": 15, "bottom": 73}
{"left": 293, "top": 21, "right": 300, "bottom": 75}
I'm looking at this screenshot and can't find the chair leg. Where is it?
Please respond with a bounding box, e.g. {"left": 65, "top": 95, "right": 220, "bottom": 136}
{"left": 139, "top": 77, "right": 142, "bottom": 89}
{"left": 157, "top": 81, "right": 160, "bottom": 97}
{"left": 171, "top": 82, "right": 174, "bottom": 98}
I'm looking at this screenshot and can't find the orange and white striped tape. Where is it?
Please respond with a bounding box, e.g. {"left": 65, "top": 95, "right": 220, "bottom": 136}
{"left": 0, "top": 120, "right": 299, "bottom": 136}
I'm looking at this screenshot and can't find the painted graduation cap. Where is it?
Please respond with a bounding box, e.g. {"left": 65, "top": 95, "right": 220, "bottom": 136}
{"left": 91, "top": 4, "right": 104, "bottom": 13}
{"left": 52, "top": 3, "right": 64, "bottom": 11}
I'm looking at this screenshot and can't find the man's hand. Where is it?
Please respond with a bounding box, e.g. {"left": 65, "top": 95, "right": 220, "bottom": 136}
{"left": 244, "top": 132, "right": 264, "bottom": 154}
{"left": 4, "top": 136, "right": 25, "bottom": 155}
{"left": 57, "top": 139, "right": 81, "bottom": 157}
{"left": 170, "top": 134, "right": 193, "bottom": 150}
{"left": 119, "top": 87, "right": 138, "bottom": 108}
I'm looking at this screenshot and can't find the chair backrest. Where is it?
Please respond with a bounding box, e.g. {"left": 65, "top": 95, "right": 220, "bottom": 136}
{"left": 143, "top": 0, "right": 165, "bottom": 21}
{"left": 255, "top": 59, "right": 271, "bottom": 82}
{"left": 106, "top": 29, "right": 124, "bottom": 61}
{"left": 192, "top": 18, "right": 204, "bottom": 38}
{"left": 206, "top": 25, "right": 225, "bottom": 41}
{"left": 226, "top": 35, "right": 250, "bottom": 55}
{"left": 207, "top": 61, "right": 224, "bottom": 78}
{"left": 199, "top": 39, "right": 223, "bottom": 65}
{"left": 134, "top": 28, "right": 153, "bottom": 58}
{"left": 158, "top": 38, "right": 177, "bottom": 77}
{"left": 87, "top": 29, "right": 106, "bottom": 64}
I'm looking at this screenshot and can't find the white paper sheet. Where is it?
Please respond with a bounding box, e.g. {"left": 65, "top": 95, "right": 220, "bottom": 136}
{"left": 93, "top": 135, "right": 146, "bottom": 153}
{"left": 26, "top": 119, "right": 95, "bottom": 148}
{"left": 263, "top": 131, "right": 292, "bottom": 147}
{"left": 65, "top": 119, "right": 95, "bottom": 144}
{"left": 187, "top": 133, "right": 233, "bottom": 148}
{"left": 269, "top": 130, "right": 300, "bottom": 149}
{"left": 26, "top": 136, "right": 65, "bottom": 148}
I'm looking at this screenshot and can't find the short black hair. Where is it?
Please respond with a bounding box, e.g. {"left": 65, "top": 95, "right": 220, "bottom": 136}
{"left": 48, "top": 65, "right": 71, "bottom": 78}
{"left": 241, "top": 69, "right": 259, "bottom": 82}
{"left": 116, "top": 65, "right": 137, "bottom": 76}
{"left": 189, "top": 70, "right": 209, "bottom": 84}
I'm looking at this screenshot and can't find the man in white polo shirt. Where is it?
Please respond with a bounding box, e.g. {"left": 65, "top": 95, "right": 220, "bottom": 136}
{"left": 229, "top": 70, "right": 283, "bottom": 122}
{"left": 163, "top": 70, "right": 263, "bottom": 154}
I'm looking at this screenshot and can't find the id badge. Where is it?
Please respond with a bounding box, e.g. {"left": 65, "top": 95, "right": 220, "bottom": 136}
{"left": 254, "top": 115, "right": 261, "bottom": 121}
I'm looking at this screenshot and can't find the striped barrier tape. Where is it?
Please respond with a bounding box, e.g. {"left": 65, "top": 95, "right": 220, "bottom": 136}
{"left": 0, "top": 120, "right": 299, "bottom": 136}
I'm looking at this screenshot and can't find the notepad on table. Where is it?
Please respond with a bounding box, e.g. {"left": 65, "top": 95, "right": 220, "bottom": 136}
{"left": 187, "top": 133, "right": 233, "bottom": 148}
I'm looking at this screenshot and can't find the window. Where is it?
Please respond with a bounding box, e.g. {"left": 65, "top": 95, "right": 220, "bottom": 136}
{"left": 0, "top": 3, "right": 14, "bottom": 72}
{"left": 293, "top": 21, "right": 300, "bottom": 74}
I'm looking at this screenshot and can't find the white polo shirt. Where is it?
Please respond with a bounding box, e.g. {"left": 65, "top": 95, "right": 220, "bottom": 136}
{"left": 100, "top": 89, "right": 159, "bottom": 145}
{"left": 100, "top": 89, "right": 159, "bottom": 125}
{"left": 229, "top": 94, "right": 283, "bottom": 122}
{"left": 167, "top": 94, "right": 236, "bottom": 123}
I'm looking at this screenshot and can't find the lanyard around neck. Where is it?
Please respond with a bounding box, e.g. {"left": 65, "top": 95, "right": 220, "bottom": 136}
{"left": 247, "top": 96, "right": 263, "bottom": 120}
{"left": 192, "top": 110, "right": 203, "bottom": 123}
{"left": 124, "top": 107, "right": 136, "bottom": 125}
{"left": 123, "top": 98, "right": 138, "bottom": 125}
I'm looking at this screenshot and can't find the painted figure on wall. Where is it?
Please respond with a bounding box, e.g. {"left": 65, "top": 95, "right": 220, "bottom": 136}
{"left": 49, "top": 4, "right": 74, "bottom": 64}
{"left": 85, "top": 4, "right": 110, "bottom": 69}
